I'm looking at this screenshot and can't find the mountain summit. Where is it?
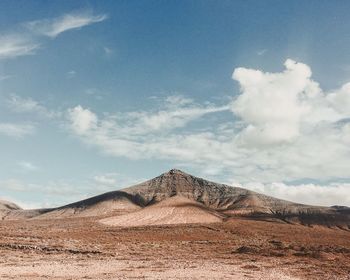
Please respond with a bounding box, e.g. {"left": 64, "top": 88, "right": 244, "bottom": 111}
{"left": 123, "top": 169, "right": 319, "bottom": 213}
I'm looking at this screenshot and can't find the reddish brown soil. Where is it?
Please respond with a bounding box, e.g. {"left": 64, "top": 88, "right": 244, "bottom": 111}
{"left": 0, "top": 216, "right": 349, "bottom": 279}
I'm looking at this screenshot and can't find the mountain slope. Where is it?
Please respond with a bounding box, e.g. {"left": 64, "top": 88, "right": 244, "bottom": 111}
{"left": 100, "top": 195, "right": 224, "bottom": 227}
{"left": 35, "top": 191, "right": 141, "bottom": 219}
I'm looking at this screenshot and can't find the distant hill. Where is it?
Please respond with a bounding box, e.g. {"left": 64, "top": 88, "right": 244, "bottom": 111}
{"left": 0, "top": 200, "right": 21, "bottom": 211}
{"left": 0, "top": 199, "right": 21, "bottom": 220}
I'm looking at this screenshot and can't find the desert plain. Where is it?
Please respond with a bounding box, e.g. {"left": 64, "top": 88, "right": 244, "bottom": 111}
{"left": 1, "top": 216, "right": 350, "bottom": 279}
{"left": 0, "top": 170, "right": 349, "bottom": 279}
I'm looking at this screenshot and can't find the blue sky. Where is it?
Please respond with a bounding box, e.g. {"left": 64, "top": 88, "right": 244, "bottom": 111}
{"left": 0, "top": 0, "right": 350, "bottom": 208}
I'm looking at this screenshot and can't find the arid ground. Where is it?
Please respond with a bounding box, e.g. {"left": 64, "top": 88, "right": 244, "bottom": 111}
{"left": 0, "top": 216, "right": 349, "bottom": 280}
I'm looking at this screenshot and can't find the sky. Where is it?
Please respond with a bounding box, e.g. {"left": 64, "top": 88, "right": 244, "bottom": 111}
{"left": 0, "top": 0, "right": 350, "bottom": 208}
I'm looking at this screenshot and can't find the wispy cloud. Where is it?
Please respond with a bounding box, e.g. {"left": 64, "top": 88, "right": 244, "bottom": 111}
{"left": 93, "top": 173, "right": 118, "bottom": 187}
{"left": 0, "top": 179, "right": 84, "bottom": 208}
{"left": 26, "top": 11, "right": 108, "bottom": 38}
{"left": 17, "top": 161, "right": 39, "bottom": 171}
{"left": 239, "top": 182, "right": 350, "bottom": 207}
{"left": 6, "top": 94, "right": 60, "bottom": 119}
{"left": 0, "top": 35, "right": 39, "bottom": 60}
{"left": 103, "top": 46, "right": 114, "bottom": 56}
{"left": 67, "top": 95, "right": 228, "bottom": 137}
{"left": 85, "top": 88, "right": 106, "bottom": 100}
{"left": 0, "top": 74, "right": 13, "bottom": 81}
{"left": 0, "top": 123, "right": 35, "bottom": 138}
{"left": 0, "top": 173, "right": 142, "bottom": 208}
{"left": 257, "top": 49, "right": 267, "bottom": 56}
{"left": 66, "top": 70, "right": 76, "bottom": 79}
{"left": 0, "top": 10, "right": 106, "bottom": 61}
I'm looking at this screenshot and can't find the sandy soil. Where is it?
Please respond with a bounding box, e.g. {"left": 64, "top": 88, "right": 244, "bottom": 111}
{"left": 100, "top": 196, "right": 223, "bottom": 227}
{"left": 0, "top": 216, "right": 349, "bottom": 279}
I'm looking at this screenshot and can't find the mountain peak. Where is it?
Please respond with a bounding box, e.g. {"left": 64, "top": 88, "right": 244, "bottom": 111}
{"left": 166, "top": 168, "right": 187, "bottom": 175}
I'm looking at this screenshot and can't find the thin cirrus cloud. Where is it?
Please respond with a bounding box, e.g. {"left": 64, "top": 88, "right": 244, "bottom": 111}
{"left": 17, "top": 161, "right": 39, "bottom": 171}
{"left": 0, "top": 94, "right": 59, "bottom": 139}
{"left": 25, "top": 11, "right": 108, "bottom": 38}
{"left": 0, "top": 173, "right": 144, "bottom": 208}
{"left": 0, "top": 74, "right": 13, "bottom": 81}
{"left": 0, "top": 35, "right": 40, "bottom": 60}
{"left": 0, "top": 11, "right": 106, "bottom": 60}
{"left": 0, "top": 123, "right": 35, "bottom": 138}
{"left": 66, "top": 59, "right": 350, "bottom": 184}
{"left": 93, "top": 173, "right": 118, "bottom": 187}
{"left": 236, "top": 182, "right": 350, "bottom": 207}
{"left": 6, "top": 94, "right": 60, "bottom": 119}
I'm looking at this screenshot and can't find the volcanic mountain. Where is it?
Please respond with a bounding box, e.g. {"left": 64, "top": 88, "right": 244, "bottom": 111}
{"left": 2, "top": 169, "right": 350, "bottom": 228}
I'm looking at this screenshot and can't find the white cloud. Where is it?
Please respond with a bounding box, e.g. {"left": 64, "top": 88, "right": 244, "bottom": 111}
{"left": 240, "top": 182, "right": 350, "bottom": 207}
{"left": 0, "top": 123, "right": 35, "bottom": 138}
{"left": 26, "top": 11, "right": 107, "bottom": 38}
{"left": 6, "top": 94, "right": 59, "bottom": 119}
{"left": 232, "top": 59, "right": 317, "bottom": 145}
{"left": 7, "top": 94, "right": 40, "bottom": 112}
{"left": 0, "top": 179, "right": 85, "bottom": 208}
{"left": 93, "top": 173, "right": 117, "bottom": 186}
{"left": 0, "top": 74, "right": 12, "bottom": 81}
{"left": 103, "top": 47, "right": 114, "bottom": 56}
{"left": 67, "top": 95, "right": 228, "bottom": 136}
{"left": 66, "top": 70, "right": 76, "bottom": 79}
{"left": 326, "top": 82, "right": 350, "bottom": 115}
{"left": 0, "top": 35, "right": 39, "bottom": 60}
{"left": 0, "top": 10, "right": 106, "bottom": 61}
{"left": 67, "top": 105, "right": 98, "bottom": 135}
{"left": 226, "top": 59, "right": 350, "bottom": 182}
{"left": 0, "top": 179, "right": 26, "bottom": 192}
{"left": 257, "top": 49, "right": 267, "bottom": 56}
{"left": 231, "top": 59, "right": 350, "bottom": 147}
{"left": 0, "top": 173, "right": 143, "bottom": 208}
{"left": 17, "top": 161, "right": 39, "bottom": 171}
{"left": 132, "top": 105, "right": 228, "bottom": 133}
{"left": 66, "top": 96, "right": 229, "bottom": 159}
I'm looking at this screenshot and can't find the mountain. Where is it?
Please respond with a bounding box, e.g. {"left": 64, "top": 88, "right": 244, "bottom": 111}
{"left": 2, "top": 169, "right": 349, "bottom": 228}
{"left": 122, "top": 169, "right": 322, "bottom": 214}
